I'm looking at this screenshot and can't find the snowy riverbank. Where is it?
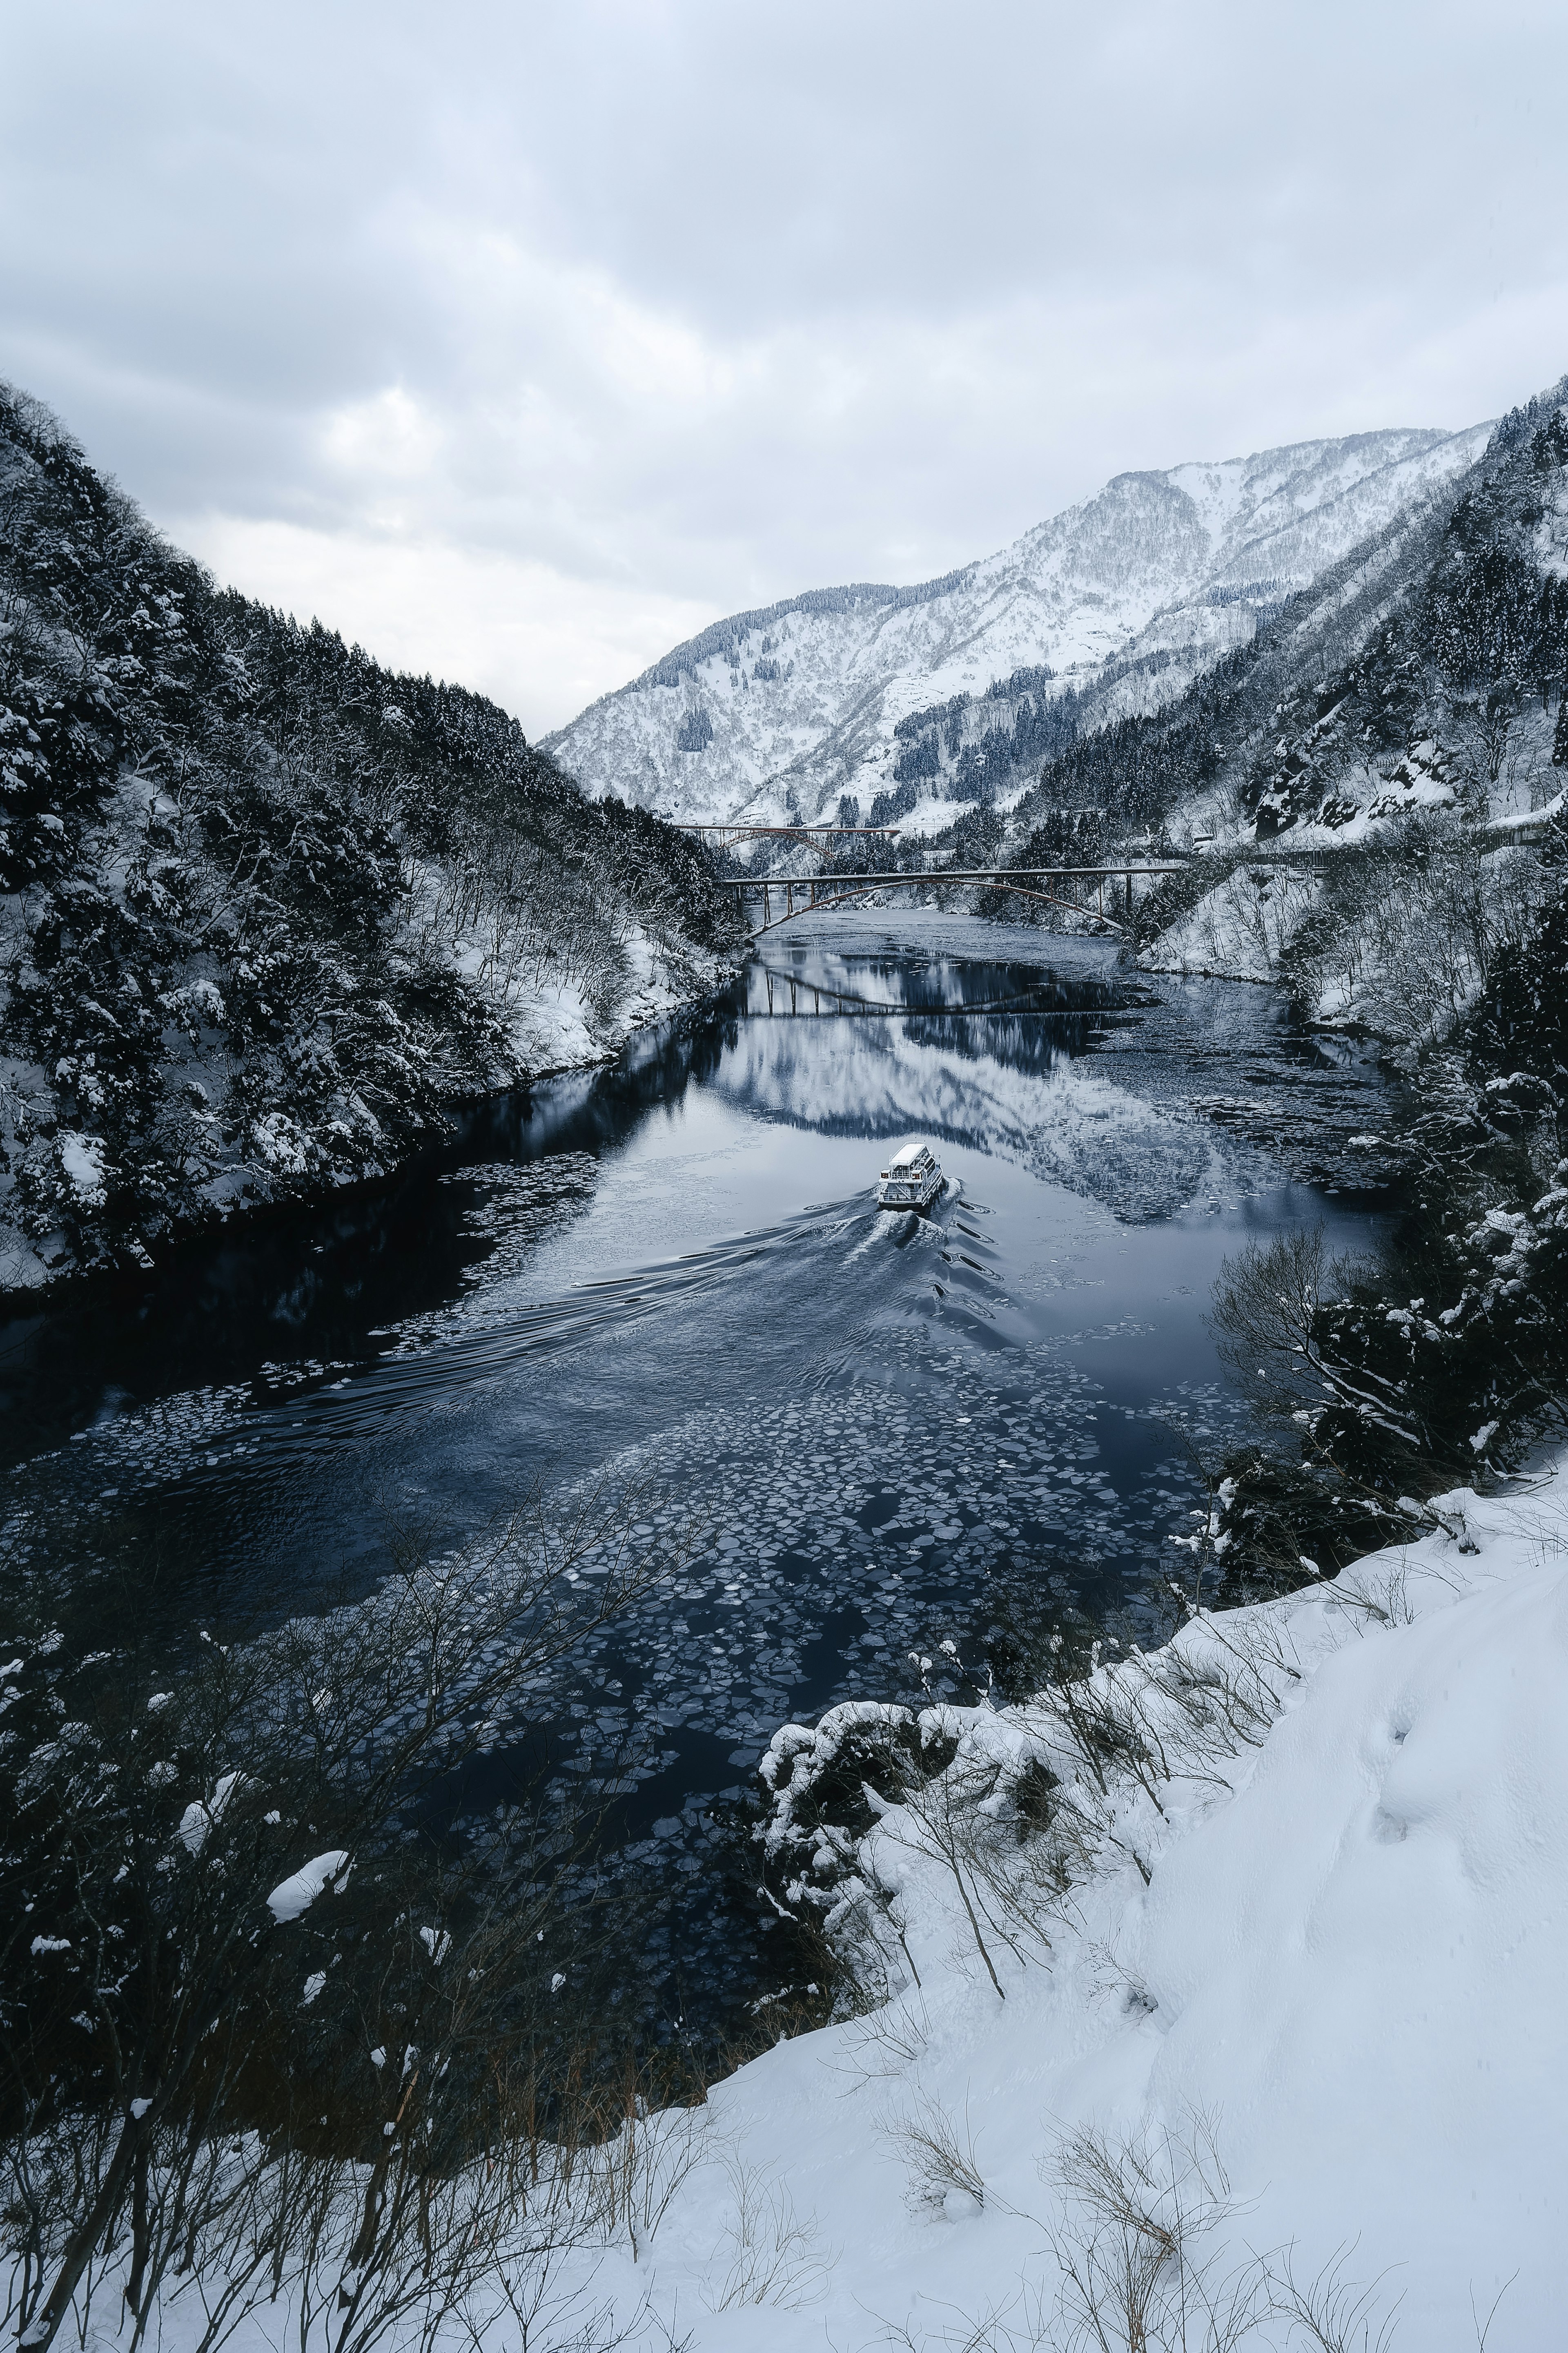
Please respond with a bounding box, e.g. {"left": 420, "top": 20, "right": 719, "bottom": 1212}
{"left": 17, "top": 1461, "right": 1564, "bottom": 2353}
{"left": 0, "top": 935, "right": 739, "bottom": 1301}
{"left": 586, "top": 1465, "right": 1566, "bottom": 2348}
{"left": 1135, "top": 821, "right": 1550, "bottom": 1045}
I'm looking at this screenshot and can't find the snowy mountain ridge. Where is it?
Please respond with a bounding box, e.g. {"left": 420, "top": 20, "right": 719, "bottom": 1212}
{"left": 545, "top": 423, "right": 1492, "bottom": 827}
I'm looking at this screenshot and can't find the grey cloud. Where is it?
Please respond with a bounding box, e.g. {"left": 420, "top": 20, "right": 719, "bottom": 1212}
{"left": 2, "top": 0, "right": 1565, "bottom": 732}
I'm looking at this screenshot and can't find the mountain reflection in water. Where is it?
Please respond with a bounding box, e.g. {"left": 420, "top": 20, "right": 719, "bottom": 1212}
{"left": 719, "top": 950, "right": 1214, "bottom": 1219}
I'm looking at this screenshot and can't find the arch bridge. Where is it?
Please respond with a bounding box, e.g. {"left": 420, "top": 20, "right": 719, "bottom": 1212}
{"left": 678, "top": 825, "right": 1326, "bottom": 935}
{"left": 713, "top": 864, "right": 1194, "bottom": 936}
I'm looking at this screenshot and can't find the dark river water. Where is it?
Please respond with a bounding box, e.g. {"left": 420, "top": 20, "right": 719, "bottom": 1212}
{"left": 0, "top": 915, "right": 1392, "bottom": 2027}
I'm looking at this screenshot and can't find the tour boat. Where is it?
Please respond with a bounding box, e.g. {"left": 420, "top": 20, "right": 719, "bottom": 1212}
{"left": 877, "top": 1140, "right": 945, "bottom": 1213}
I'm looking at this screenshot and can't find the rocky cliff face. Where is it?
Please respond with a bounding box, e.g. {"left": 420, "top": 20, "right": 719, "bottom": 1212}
{"left": 545, "top": 426, "right": 1492, "bottom": 827}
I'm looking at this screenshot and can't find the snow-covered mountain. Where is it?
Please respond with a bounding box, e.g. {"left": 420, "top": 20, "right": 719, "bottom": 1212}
{"left": 545, "top": 426, "right": 1492, "bottom": 827}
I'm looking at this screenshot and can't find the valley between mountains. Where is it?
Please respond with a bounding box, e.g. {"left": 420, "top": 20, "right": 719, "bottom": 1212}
{"left": 7, "top": 368, "right": 1568, "bottom": 2353}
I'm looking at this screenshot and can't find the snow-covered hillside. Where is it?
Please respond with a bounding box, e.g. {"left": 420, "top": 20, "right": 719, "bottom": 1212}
{"left": 569, "top": 1470, "right": 1567, "bottom": 2349}
{"left": 546, "top": 426, "right": 1490, "bottom": 827}
{"left": 1129, "top": 388, "right": 1568, "bottom": 1033}
{"left": 0, "top": 383, "right": 742, "bottom": 1296}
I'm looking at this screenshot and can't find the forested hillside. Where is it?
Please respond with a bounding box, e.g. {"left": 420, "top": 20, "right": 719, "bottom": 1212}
{"left": 0, "top": 386, "right": 741, "bottom": 1294}
{"left": 875, "top": 384, "right": 1561, "bottom": 913}
{"left": 1077, "top": 382, "right": 1568, "bottom": 1019}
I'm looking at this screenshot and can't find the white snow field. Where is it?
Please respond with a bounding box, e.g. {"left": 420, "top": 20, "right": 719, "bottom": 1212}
{"left": 570, "top": 1468, "right": 1566, "bottom": 2348}
{"left": 544, "top": 426, "right": 1491, "bottom": 829}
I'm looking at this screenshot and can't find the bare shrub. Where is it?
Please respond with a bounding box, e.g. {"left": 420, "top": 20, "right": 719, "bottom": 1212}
{"left": 869, "top": 2137, "right": 1410, "bottom": 2353}
{"left": 589, "top": 2092, "right": 710, "bottom": 2266}
{"left": 0, "top": 1481, "right": 683, "bottom": 2353}
{"left": 1209, "top": 1226, "right": 1421, "bottom": 1456}
{"left": 699, "top": 2156, "right": 833, "bottom": 2313}
{"left": 872, "top": 2286, "right": 1054, "bottom": 2353}
{"left": 1265, "top": 2243, "right": 1402, "bottom": 2353}
{"left": 886, "top": 2092, "right": 988, "bottom": 2219}
{"left": 892, "top": 1758, "right": 1017, "bottom": 1998}
{"left": 827, "top": 1995, "right": 932, "bottom": 2093}
{"left": 1043, "top": 2115, "right": 1270, "bottom": 2353}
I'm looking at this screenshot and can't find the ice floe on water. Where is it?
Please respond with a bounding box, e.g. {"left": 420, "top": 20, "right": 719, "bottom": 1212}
{"left": 461, "top": 1293, "right": 1258, "bottom": 2016}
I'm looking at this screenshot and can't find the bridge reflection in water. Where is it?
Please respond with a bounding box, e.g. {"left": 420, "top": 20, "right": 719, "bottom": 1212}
{"left": 748, "top": 957, "right": 1110, "bottom": 1024}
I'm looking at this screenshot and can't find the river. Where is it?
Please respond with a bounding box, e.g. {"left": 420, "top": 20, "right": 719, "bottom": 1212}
{"left": 0, "top": 914, "right": 1391, "bottom": 2027}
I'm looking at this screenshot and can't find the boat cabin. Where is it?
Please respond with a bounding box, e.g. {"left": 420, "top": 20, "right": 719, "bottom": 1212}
{"left": 877, "top": 1141, "right": 944, "bottom": 1211}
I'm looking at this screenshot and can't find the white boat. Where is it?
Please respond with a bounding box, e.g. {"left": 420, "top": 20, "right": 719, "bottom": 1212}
{"left": 877, "top": 1140, "right": 945, "bottom": 1212}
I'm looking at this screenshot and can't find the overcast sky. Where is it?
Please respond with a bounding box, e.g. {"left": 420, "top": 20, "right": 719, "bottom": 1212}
{"left": 4, "top": 0, "right": 1565, "bottom": 736}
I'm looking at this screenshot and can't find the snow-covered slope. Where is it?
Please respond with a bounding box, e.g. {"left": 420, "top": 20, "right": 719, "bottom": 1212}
{"left": 546, "top": 426, "right": 1491, "bottom": 826}
{"left": 0, "top": 382, "right": 743, "bottom": 1297}
{"left": 575, "top": 1470, "right": 1566, "bottom": 2349}
{"left": 1131, "top": 386, "right": 1568, "bottom": 1028}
